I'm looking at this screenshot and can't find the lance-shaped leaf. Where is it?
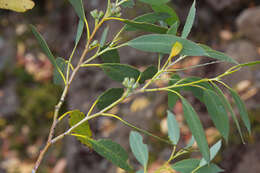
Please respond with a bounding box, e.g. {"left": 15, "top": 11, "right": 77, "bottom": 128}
{"left": 128, "top": 33, "right": 238, "bottom": 64}
{"left": 199, "top": 140, "right": 222, "bottom": 167}
{"left": 101, "top": 63, "right": 140, "bottom": 82}
{"left": 229, "top": 88, "right": 251, "bottom": 134}
{"left": 129, "top": 131, "right": 149, "bottom": 169}
{"left": 127, "top": 34, "right": 206, "bottom": 56}
{"left": 196, "top": 164, "right": 224, "bottom": 173}
{"left": 139, "top": 0, "right": 170, "bottom": 5}
{"left": 53, "top": 57, "right": 67, "bottom": 85}
{"left": 89, "top": 139, "right": 133, "bottom": 171}
{"left": 100, "top": 47, "right": 120, "bottom": 63}
{"left": 167, "top": 21, "right": 180, "bottom": 35}
{"left": 30, "top": 25, "right": 57, "bottom": 69}
{"left": 125, "top": 12, "right": 170, "bottom": 31}
{"left": 203, "top": 89, "right": 229, "bottom": 141}
{"left": 199, "top": 44, "right": 238, "bottom": 64}
{"left": 167, "top": 111, "right": 180, "bottom": 145}
{"left": 181, "top": 1, "right": 196, "bottom": 38}
{"left": 123, "top": 19, "right": 168, "bottom": 34}
{"left": 151, "top": 4, "right": 179, "bottom": 25}
{"left": 181, "top": 97, "right": 210, "bottom": 162}
{"left": 69, "top": 0, "right": 86, "bottom": 20}
{"left": 69, "top": 110, "right": 92, "bottom": 147}
{"left": 211, "top": 82, "right": 244, "bottom": 142}
{"left": 97, "top": 88, "right": 124, "bottom": 110}
{"left": 75, "top": 19, "right": 84, "bottom": 46}
{"left": 172, "top": 159, "right": 200, "bottom": 173}
{"left": 139, "top": 65, "right": 157, "bottom": 84}
{"left": 168, "top": 74, "right": 181, "bottom": 109}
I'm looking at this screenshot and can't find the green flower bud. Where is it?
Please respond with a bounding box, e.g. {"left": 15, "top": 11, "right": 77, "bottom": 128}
{"left": 98, "top": 10, "right": 104, "bottom": 18}
{"left": 90, "top": 9, "right": 99, "bottom": 19}
{"left": 90, "top": 40, "right": 98, "bottom": 47}
{"left": 122, "top": 77, "right": 130, "bottom": 88}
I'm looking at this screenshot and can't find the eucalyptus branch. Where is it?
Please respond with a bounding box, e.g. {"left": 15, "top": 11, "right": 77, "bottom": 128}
{"left": 32, "top": 4, "right": 110, "bottom": 173}
{"left": 51, "top": 90, "right": 130, "bottom": 144}
{"left": 29, "top": 0, "right": 258, "bottom": 172}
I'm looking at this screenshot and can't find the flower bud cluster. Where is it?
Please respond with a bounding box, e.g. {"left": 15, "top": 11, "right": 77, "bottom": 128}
{"left": 110, "top": 3, "right": 122, "bottom": 17}
{"left": 90, "top": 9, "right": 104, "bottom": 24}
{"left": 122, "top": 77, "right": 139, "bottom": 90}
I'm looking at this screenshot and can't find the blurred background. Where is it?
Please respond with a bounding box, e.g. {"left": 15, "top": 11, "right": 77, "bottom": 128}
{"left": 0, "top": 0, "right": 260, "bottom": 172}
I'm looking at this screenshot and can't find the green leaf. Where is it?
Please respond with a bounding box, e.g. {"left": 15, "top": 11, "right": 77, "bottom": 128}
{"left": 199, "top": 140, "right": 222, "bottom": 167}
{"left": 167, "top": 21, "right": 179, "bottom": 35}
{"left": 151, "top": 4, "right": 179, "bottom": 25}
{"left": 139, "top": 65, "right": 158, "bottom": 84}
{"left": 172, "top": 159, "right": 200, "bottom": 173}
{"left": 69, "top": 110, "right": 92, "bottom": 147}
{"left": 168, "top": 74, "right": 181, "bottom": 108}
{"left": 229, "top": 88, "right": 251, "bottom": 133}
{"left": 121, "top": 0, "right": 135, "bottom": 8}
{"left": 167, "top": 111, "right": 180, "bottom": 145}
{"left": 123, "top": 19, "right": 168, "bottom": 34}
{"left": 97, "top": 88, "right": 124, "bottom": 110}
{"left": 125, "top": 12, "right": 170, "bottom": 31}
{"left": 30, "top": 25, "right": 57, "bottom": 69}
{"left": 139, "top": 0, "right": 170, "bottom": 5}
{"left": 181, "top": 1, "right": 196, "bottom": 38}
{"left": 127, "top": 34, "right": 206, "bottom": 56}
{"left": 101, "top": 63, "right": 140, "bottom": 82}
{"left": 129, "top": 131, "right": 149, "bottom": 169}
{"left": 53, "top": 57, "right": 67, "bottom": 85}
{"left": 75, "top": 19, "right": 84, "bottom": 45}
{"left": 89, "top": 139, "right": 133, "bottom": 171}
{"left": 199, "top": 44, "right": 238, "bottom": 64}
{"left": 181, "top": 97, "right": 210, "bottom": 162}
{"left": 203, "top": 89, "right": 229, "bottom": 141}
{"left": 211, "top": 82, "right": 244, "bottom": 143}
{"left": 100, "top": 47, "right": 120, "bottom": 63}
{"left": 100, "top": 27, "right": 109, "bottom": 48}
{"left": 196, "top": 164, "right": 224, "bottom": 173}
{"left": 69, "top": 0, "right": 86, "bottom": 20}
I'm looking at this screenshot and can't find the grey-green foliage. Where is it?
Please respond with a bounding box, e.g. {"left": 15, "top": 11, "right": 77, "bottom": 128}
{"left": 89, "top": 138, "right": 133, "bottom": 171}
{"left": 29, "top": 0, "right": 259, "bottom": 172}
{"left": 129, "top": 131, "right": 149, "bottom": 169}
{"left": 167, "top": 111, "right": 180, "bottom": 145}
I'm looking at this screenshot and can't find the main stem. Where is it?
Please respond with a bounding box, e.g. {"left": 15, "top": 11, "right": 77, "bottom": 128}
{"left": 32, "top": 17, "right": 106, "bottom": 173}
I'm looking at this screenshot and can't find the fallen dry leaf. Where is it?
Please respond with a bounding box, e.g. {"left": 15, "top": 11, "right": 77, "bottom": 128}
{"left": 0, "top": 0, "right": 35, "bottom": 12}
{"left": 219, "top": 29, "right": 233, "bottom": 41}
{"left": 52, "top": 158, "right": 67, "bottom": 173}
{"left": 236, "top": 80, "right": 251, "bottom": 93}
{"left": 130, "top": 97, "right": 150, "bottom": 112}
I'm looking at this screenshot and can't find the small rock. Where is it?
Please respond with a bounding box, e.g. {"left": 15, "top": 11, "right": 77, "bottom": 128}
{"left": 222, "top": 40, "right": 259, "bottom": 86}
{"left": 0, "top": 80, "right": 19, "bottom": 118}
{"left": 226, "top": 40, "right": 259, "bottom": 63}
{"left": 236, "top": 6, "right": 260, "bottom": 45}
{"left": 205, "top": 0, "right": 240, "bottom": 11}
{"left": 232, "top": 142, "right": 260, "bottom": 173}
